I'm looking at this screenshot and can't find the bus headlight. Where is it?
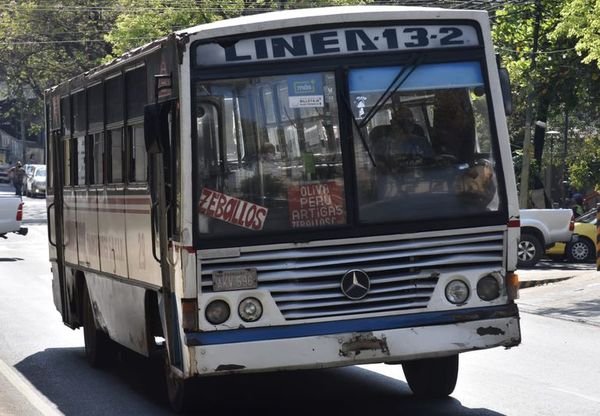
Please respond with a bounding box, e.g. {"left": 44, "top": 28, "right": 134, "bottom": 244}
{"left": 238, "top": 297, "right": 263, "bottom": 322}
{"left": 445, "top": 280, "right": 469, "bottom": 304}
{"left": 477, "top": 275, "right": 500, "bottom": 301}
{"left": 205, "top": 300, "right": 230, "bottom": 325}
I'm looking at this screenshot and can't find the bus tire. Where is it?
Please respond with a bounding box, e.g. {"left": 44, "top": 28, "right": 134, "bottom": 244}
{"left": 402, "top": 354, "right": 459, "bottom": 398}
{"left": 517, "top": 233, "right": 542, "bottom": 268}
{"left": 82, "top": 285, "right": 114, "bottom": 368}
{"left": 165, "top": 358, "right": 196, "bottom": 413}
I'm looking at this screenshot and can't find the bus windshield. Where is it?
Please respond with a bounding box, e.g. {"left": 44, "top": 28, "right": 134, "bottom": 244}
{"left": 194, "top": 61, "right": 501, "bottom": 237}
{"left": 349, "top": 61, "right": 501, "bottom": 223}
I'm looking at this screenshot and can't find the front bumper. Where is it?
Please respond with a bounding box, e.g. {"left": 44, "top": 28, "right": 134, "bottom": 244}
{"left": 187, "top": 304, "right": 520, "bottom": 376}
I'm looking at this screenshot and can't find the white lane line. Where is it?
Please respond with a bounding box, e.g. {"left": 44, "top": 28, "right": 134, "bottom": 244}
{"left": 549, "top": 387, "right": 600, "bottom": 404}
{"left": 0, "top": 358, "right": 62, "bottom": 416}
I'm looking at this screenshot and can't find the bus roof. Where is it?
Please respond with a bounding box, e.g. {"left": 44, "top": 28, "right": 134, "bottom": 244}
{"left": 177, "top": 6, "right": 488, "bottom": 40}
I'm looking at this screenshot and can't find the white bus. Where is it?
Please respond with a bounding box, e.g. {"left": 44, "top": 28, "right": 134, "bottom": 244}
{"left": 46, "top": 6, "right": 521, "bottom": 411}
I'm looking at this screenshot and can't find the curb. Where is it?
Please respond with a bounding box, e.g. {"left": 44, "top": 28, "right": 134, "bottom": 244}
{"left": 519, "top": 276, "right": 574, "bottom": 289}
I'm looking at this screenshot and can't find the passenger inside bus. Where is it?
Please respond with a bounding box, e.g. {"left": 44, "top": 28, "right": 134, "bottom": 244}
{"left": 370, "top": 97, "right": 433, "bottom": 174}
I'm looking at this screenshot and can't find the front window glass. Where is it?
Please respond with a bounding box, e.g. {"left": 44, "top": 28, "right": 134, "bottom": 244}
{"left": 195, "top": 72, "right": 345, "bottom": 236}
{"left": 349, "top": 61, "right": 500, "bottom": 223}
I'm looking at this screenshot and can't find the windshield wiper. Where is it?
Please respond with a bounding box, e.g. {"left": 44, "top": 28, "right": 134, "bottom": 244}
{"left": 358, "top": 54, "right": 425, "bottom": 129}
{"left": 341, "top": 54, "right": 425, "bottom": 167}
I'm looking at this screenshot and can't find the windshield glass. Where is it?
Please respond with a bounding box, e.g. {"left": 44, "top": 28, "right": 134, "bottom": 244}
{"left": 349, "top": 61, "right": 501, "bottom": 223}
{"left": 195, "top": 72, "right": 345, "bottom": 237}
{"left": 35, "top": 168, "right": 46, "bottom": 178}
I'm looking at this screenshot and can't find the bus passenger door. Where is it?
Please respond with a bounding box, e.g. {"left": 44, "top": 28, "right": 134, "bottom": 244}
{"left": 47, "top": 131, "right": 70, "bottom": 324}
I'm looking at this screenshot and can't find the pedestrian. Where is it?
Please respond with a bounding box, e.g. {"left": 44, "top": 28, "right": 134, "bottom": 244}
{"left": 571, "top": 193, "right": 584, "bottom": 218}
{"left": 8, "top": 161, "right": 27, "bottom": 197}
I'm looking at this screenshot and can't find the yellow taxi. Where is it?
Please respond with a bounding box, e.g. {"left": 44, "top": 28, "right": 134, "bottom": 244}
{"left": 546, "top": 210, "right": 597, "bottom": 262}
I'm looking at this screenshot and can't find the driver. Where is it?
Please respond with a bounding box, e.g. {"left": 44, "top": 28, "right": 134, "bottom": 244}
{"left": 370, "top": 98, "right": 433, "bottom": 174}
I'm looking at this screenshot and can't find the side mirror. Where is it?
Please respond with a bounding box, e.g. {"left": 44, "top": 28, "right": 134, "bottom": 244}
{"left": 144, "top": 101, "right": 173, "bottom": 154}
{"left": 498, "top": 67, "right": 513, "bottom": 116}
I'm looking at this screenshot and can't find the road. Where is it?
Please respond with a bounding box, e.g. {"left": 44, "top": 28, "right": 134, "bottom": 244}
{"left": 1, "top": 186, "right": 599, "bottom": 415}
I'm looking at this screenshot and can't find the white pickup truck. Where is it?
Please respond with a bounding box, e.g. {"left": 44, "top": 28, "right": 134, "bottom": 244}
{"left": 518, "top": 208, "right": 574, "bottom": 267}
{"left": 0, "top": 197, "right": 28, "bottom": 239}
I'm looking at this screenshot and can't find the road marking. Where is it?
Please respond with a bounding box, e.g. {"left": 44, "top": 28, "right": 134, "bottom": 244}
{"left": 550, "top": 387, "right": 600, "bottom": 404}
{"left": 0, "top": 358, "right": 62, "bottom": 416}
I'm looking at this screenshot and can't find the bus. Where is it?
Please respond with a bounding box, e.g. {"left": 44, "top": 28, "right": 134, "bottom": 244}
{"left": 46, "top": 6, "right": 521, "bottom": 411}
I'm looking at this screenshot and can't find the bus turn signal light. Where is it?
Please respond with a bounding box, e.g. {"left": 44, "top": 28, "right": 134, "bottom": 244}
{"left": 506, "top": 272, "right": 520, "bottom": 300}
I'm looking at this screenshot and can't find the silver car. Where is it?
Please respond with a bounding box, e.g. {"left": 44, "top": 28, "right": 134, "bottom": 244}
{"left": 26, "top": 165, "right": 46, "bottom": 197}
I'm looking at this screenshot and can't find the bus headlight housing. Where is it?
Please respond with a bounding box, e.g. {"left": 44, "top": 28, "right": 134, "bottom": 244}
{"left": 205, "top": 300, "right": 230, "bottom": 325}
{"left": 477, "top": 275, "right": 501, "bottom": 301}
{"left": 445, "top": 280, "right": 469, "bottom": 304}
{"left": 238, "top": 297, "right": 263, "bottom": 322}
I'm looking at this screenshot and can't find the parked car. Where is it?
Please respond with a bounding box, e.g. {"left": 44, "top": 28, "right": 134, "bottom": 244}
{"left": 25, "top": 165, "right": 46, "bottom": 197}
{"left": 518, "top": 209, "right": 575, "bottom": 267}
{"left": 546, "top": 210, "right": 597, "bottom": 262}
{"left": 0, "top": 196, "right": 28, "bottom": 238}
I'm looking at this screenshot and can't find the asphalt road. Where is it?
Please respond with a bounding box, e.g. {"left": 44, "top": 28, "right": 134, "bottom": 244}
{"left": 1, "top": 187, "right": 599, "bottom": 415}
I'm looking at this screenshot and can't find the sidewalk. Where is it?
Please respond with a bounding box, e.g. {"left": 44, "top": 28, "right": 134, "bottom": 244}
{"left": 517, "top": 263, "right": 600, "bottom": 327}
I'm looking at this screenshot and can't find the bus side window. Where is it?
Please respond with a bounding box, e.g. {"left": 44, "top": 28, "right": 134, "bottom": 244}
{"left": 129, "top": 125, "right": 147, "bottom": 182}
{"left": 109, "top": 128, "right": 124, "bottom": 183}
{"left": 125, "top": 65, "right": 147, "bottom": 183}
{"left": 93, "top": 133, "right": 105, "bottom": 184}
{"left": 106, "top": 75, "right": 124, "bottom": 184}
{"left": 63, "top": 138, "right": 72, "bottom": 186}
{"left": 76, "top": 136, "right": 86, "bottom": 185}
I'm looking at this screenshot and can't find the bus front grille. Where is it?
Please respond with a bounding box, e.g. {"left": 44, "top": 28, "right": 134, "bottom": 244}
{"left": 200, "top": 231, "right": 504, "bottom": 320}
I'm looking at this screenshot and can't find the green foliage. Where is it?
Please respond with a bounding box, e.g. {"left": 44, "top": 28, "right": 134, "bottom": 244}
{"left": 555, "top": 0, "right": 600, "bottom": 68}
{"left": 0, "top": 1, "right": 117, "bottom": 139}
{"left": 567, "top": 135, "right": 600, "bottom": 191}
{"left": 105, "top": 0, "right": 374, "bottom": 57}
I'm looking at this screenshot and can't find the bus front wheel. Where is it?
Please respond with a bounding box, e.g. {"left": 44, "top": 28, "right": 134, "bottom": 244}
{"left": 402, "top": 354, "right": 459, "bottom": 398}
{"left": 165, "top": 359, "right": 196, "bottom": 413}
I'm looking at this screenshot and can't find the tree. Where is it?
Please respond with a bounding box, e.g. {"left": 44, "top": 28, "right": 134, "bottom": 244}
{"left": 0, "top": 1, "right": 117, "bottom": 140}
{"left": 555, "top": 0, "right": 600, "bottom": 68}
{"left": 105, "top": 0, "right": 374, "bottom": 57}
{"left": 492, "top": 0, "right": 600, "bottom": 204}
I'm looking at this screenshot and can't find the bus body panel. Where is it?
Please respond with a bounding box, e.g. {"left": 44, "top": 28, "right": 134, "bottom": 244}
{"left": 63, "top": 189, "right": 78, "bottom": 265}
{"left": 125, "top": 188, "right": 161, "bottom": 286}
{"left": 85, "top": 271, "right": 151, "bottom": 356}
{"left": 75, "top": 187, "right": 100, "bottom": 270}
{"left": 98, "top": 186, "right": 129, "bottom": 277}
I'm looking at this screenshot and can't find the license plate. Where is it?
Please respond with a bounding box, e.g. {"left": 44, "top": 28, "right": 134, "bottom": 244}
{"left": 212, "top": 269, "right": 257, "bottom": 292}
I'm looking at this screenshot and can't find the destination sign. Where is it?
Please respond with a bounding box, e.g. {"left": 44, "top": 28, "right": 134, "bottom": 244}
{"left": 195, "top": 25, "right": 479, "bottom": 66}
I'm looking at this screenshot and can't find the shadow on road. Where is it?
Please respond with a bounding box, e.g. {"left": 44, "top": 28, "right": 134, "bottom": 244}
{"left": 0, "top": 258, "right": 23, "bottom": 262}
{"left": 520, "top": 259, "right": 596, "bottom": 271}
{"left": 16, "top": 346, "right": 507, "bottom": 416}
{"left": 532, "top": 298, "right": 600, "bottom": 321}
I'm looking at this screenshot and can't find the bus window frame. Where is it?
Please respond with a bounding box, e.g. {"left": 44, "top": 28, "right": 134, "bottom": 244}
{"left": 190, "top": 34, "right": 509, "bottom": 249}
{"left": 125, "top": 63, "right": 149, "bottom": 186}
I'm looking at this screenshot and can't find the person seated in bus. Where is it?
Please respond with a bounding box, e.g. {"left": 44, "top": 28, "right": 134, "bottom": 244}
{"left": 369, "top": 100, "right": 433, "bottom": 174}
{"left": 369, "top": 99, "right": 433, "bottom": 198}
{"left": 432, "top": 89, "right": 497, "bottom": 206}
{"left": 431, "top": 89, "right": 476, "bottom": 164}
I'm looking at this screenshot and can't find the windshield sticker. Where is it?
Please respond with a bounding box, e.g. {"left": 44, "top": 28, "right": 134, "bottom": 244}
{"left": 288, "top": 181, "right": 346, "bottom": 228}
{"left": 198, "top": 188, "right": 268, "bottom": 231}
{"left": 354, "top": 96, "right": 368, "bottom": 119}
{"left": 288, "top": 74, "right": 324, "bottom": 108}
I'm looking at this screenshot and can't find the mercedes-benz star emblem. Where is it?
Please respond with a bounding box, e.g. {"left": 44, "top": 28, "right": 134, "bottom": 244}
{"left": 341, "top": 270, "right": 371, "bottom": 300}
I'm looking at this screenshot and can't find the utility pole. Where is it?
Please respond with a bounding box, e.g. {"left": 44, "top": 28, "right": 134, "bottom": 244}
{"left": 519, "top": 0, "right": 542, "bottom": 208}
{"left": 561, "top": 109, "right": 569, "bottom": 206}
